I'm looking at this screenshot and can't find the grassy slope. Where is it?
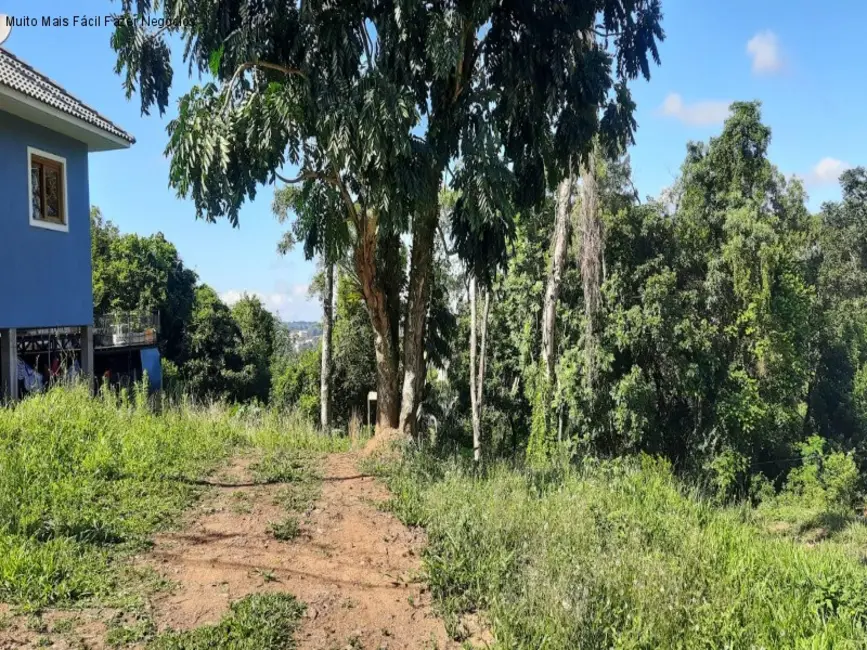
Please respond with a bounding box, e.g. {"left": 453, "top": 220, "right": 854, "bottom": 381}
{"left": 381, "top": 453, "right": 867, "bottom": 649}
{"left": 0, "top": 385, "right": 346, "bottom": 608}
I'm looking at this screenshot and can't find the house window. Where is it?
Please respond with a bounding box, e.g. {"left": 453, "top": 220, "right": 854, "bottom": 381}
{"left": 27, "top": 147, "right": 68, "bottom": 232}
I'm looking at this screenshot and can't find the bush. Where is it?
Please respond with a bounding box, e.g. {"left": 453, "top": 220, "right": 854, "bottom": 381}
{"left": 706, "top": 448, "right": 750, "bottom": 503}
{"left": 270, "top": 348, "right": 320, "bottom": 420}
{"left": 783, "top": 436, "right": 860, "bottom": 509}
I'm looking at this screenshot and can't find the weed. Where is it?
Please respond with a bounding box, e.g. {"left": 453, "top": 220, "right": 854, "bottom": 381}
{"left": 148, "top": 593, "right": 303, "bottom": 649}
{"left": 251, "top": 450, "right": 312, "bottom": 484}
{"left": 229, "top": 492, "right": 253, "bottom": 514}
{"left": 51, "top": 616, "right": 77, "bottom": 634}
{"left": 106, "top": 617, "right": 156, "bottom": 647}
{"left": 250, "top": 568, "right": 278, "bottom": 584}
{"left": 26, "top": 614, "right": 47, "bottom": 633}
{"left": 273, "top": 482, "right": 319, "bottom": 513}
{"left": 269, "top": 516, "right": 301, "bottom": 541}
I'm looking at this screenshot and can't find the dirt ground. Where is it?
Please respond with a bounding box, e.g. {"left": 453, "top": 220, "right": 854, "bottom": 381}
{"left": 0, "top": 453, "right": 465, "bottom": 650}
{"left": 148, "top": 453, "right": 458, "bottom": 649}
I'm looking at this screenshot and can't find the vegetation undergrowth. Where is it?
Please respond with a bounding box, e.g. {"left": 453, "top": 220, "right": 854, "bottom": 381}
{"left": 378, "top": 450, "right": 867, "bottom": 649}
{"left": 148, "top": 593, "right": 304, "bottom": 650}
{"left": 0, "top": 385, "right": 345, "bottom": 609}
{"left": 269, "top": 516, "right": 301, "bottom": 542}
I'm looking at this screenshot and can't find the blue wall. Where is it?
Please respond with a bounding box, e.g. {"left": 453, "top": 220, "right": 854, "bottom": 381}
{"left": 140, "top": 347, "right": 163, "bottom": 392}
{"left": 0, "top": 111, "right": 92, "bottom": 328}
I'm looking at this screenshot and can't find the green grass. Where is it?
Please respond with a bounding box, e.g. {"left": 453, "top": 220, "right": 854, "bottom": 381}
{"left": 0, "top": 384, "right": 345, "bottom": 608}
{"left": 148, "top": 593, "right": 304, "bottom": 650}
{"left": 379, "top": 452, "right": 867, "bottom": 649}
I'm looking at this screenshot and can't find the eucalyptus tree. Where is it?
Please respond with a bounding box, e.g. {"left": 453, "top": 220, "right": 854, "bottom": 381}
{"left": 541, "top": 177, "right": 574, "bottom": 384}
{"left": 112, "top": 0, "right": 663, "bottom": 434}
{"left": 273, "top": 186, "right": 336, "bottom": 431}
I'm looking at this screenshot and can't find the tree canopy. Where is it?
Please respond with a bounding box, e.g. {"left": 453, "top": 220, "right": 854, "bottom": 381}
{"left": 91, "top": 207, "right": 198, "bottom": 363}
{"left": 112, "top": 0, "right": 665, "bottom": 433}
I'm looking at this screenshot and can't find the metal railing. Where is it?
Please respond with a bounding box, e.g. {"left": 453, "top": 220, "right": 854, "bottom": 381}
{"left": 94, "top": 310, "right": 160, "bottom": 349}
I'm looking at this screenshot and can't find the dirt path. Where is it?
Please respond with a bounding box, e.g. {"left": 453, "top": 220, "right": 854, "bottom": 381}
{"left": 0, "top": 453, "right": 464, "bottom": 649}
{"left": 147, "top": 452, "right": 458, "bottom": 650}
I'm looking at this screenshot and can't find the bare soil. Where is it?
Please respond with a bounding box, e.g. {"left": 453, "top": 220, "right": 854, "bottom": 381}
{"left": 148, "top": 452, "right": 457, "bottom": 649}
{"left": 0, "top": 452, "right": 462, "bottom": 650}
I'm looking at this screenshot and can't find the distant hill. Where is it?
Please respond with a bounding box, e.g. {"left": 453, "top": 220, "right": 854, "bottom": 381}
{"left": 283, "top": 321, "right": 322, "bottom": 334}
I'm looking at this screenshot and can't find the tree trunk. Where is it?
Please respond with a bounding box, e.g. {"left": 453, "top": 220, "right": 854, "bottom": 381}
{"left": 469, "top": 277, "right": 491, "bottom": 463}
{"left": 399, "top": 207, "right": 437, "bottom": 439}
{"left": 470, "top": 277, "right": 480, "bottom": 462}
{"left": 479, "top": 287, "right": 491, "bottom": 406}
{"left": 541, "top": 175, "right": 574, "bottom": 384}
{"left": 372, "top": 327, "right": 401, "bottom": 429}
{"left": 354, "top": 211, "right": 401, "bottom": 430}
{"left": 579, "top": 148, "right": 602, "bottom": 392}
{"left": 320, "top": 261, "right": 333, "bottom": 432}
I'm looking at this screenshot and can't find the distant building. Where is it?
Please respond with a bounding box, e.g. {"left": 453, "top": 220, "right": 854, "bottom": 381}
{"left": 291, "top": 328, "right": 321, "bottom": 353}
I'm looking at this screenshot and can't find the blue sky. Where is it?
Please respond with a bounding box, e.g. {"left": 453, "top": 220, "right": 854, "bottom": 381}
{"left": 1, "top": 0, "right": 862, "bottom": 321}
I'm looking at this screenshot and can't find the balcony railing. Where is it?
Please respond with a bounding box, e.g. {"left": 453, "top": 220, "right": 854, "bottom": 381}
{"left": 94, "top": 311, "right": 160, "bottom": 349}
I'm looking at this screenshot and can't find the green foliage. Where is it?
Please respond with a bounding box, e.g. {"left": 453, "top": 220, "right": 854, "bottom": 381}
{"left": 706, "top": 448, "right": 750, "bottom": 504}
{"left": 332, "top": 273, "right": 376, "bottom": 423}
{"left": 231, "top": 295, "right": 277, "bottom": 403}
{"left": 91, "top": 208, "right": 198, "bottom": 363}
{"left": 180, "top": 286, "right": 248, "bottom": 400}
{"left": 380, "top": 452, "right": 867, "bottom": 648}
{"left": 526, "top": 374, "right": 555, "bottom": 468}
{"left": 782, "top": 437, "right": 860, "bottom": 510}
{"left": 113, "top": 0, "right": 663, "bottom": 230}
{"left": 270, "top": 347, "right": 320, "bottom": 421}
{"left": 160, "top": 359, "right": 182, "bottom": 398}
{"left": 148, "top": 593, "right": 303, "bottom": 650}
{"left": 269, "top": 272, "right": 376, "bottom": 425}
{"left": 442, "top": 103, "right": 867, "bottom": 492}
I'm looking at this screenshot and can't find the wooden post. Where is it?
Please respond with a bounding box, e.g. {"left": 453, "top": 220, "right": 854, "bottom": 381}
{"left": 80, "top": 325, "right": 94, "bottom": 390}
{"left": 1, "top": 328, "right": 18, "bottom": 402}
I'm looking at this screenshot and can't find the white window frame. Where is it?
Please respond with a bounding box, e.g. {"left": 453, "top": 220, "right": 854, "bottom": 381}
{"left": 27, "top": 146, "right": 69, "bottom": 233}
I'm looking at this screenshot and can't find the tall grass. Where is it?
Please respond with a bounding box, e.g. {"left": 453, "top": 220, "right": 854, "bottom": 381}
{"left": 382, "top": 453, "right": 867, "bottom": 649}
{"left": 0, "top": 384, "right": 343, "bottom": 607}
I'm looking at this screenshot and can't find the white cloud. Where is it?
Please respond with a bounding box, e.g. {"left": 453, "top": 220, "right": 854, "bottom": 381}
{"left": 746, "top": 30, "right": 784, "bottom": 75}
{"left": 658, "top": 93, "right": 731, "bottom": 126}
{"left": 802, "top": 157, "right": 851, "bottom": 187}
{"left": 220, "top": 284, "right": 317, "bottom": 321}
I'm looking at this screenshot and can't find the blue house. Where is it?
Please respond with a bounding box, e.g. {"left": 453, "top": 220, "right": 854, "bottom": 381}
{"left": 0, "top": 47, "right": 135, "bottom": 400}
